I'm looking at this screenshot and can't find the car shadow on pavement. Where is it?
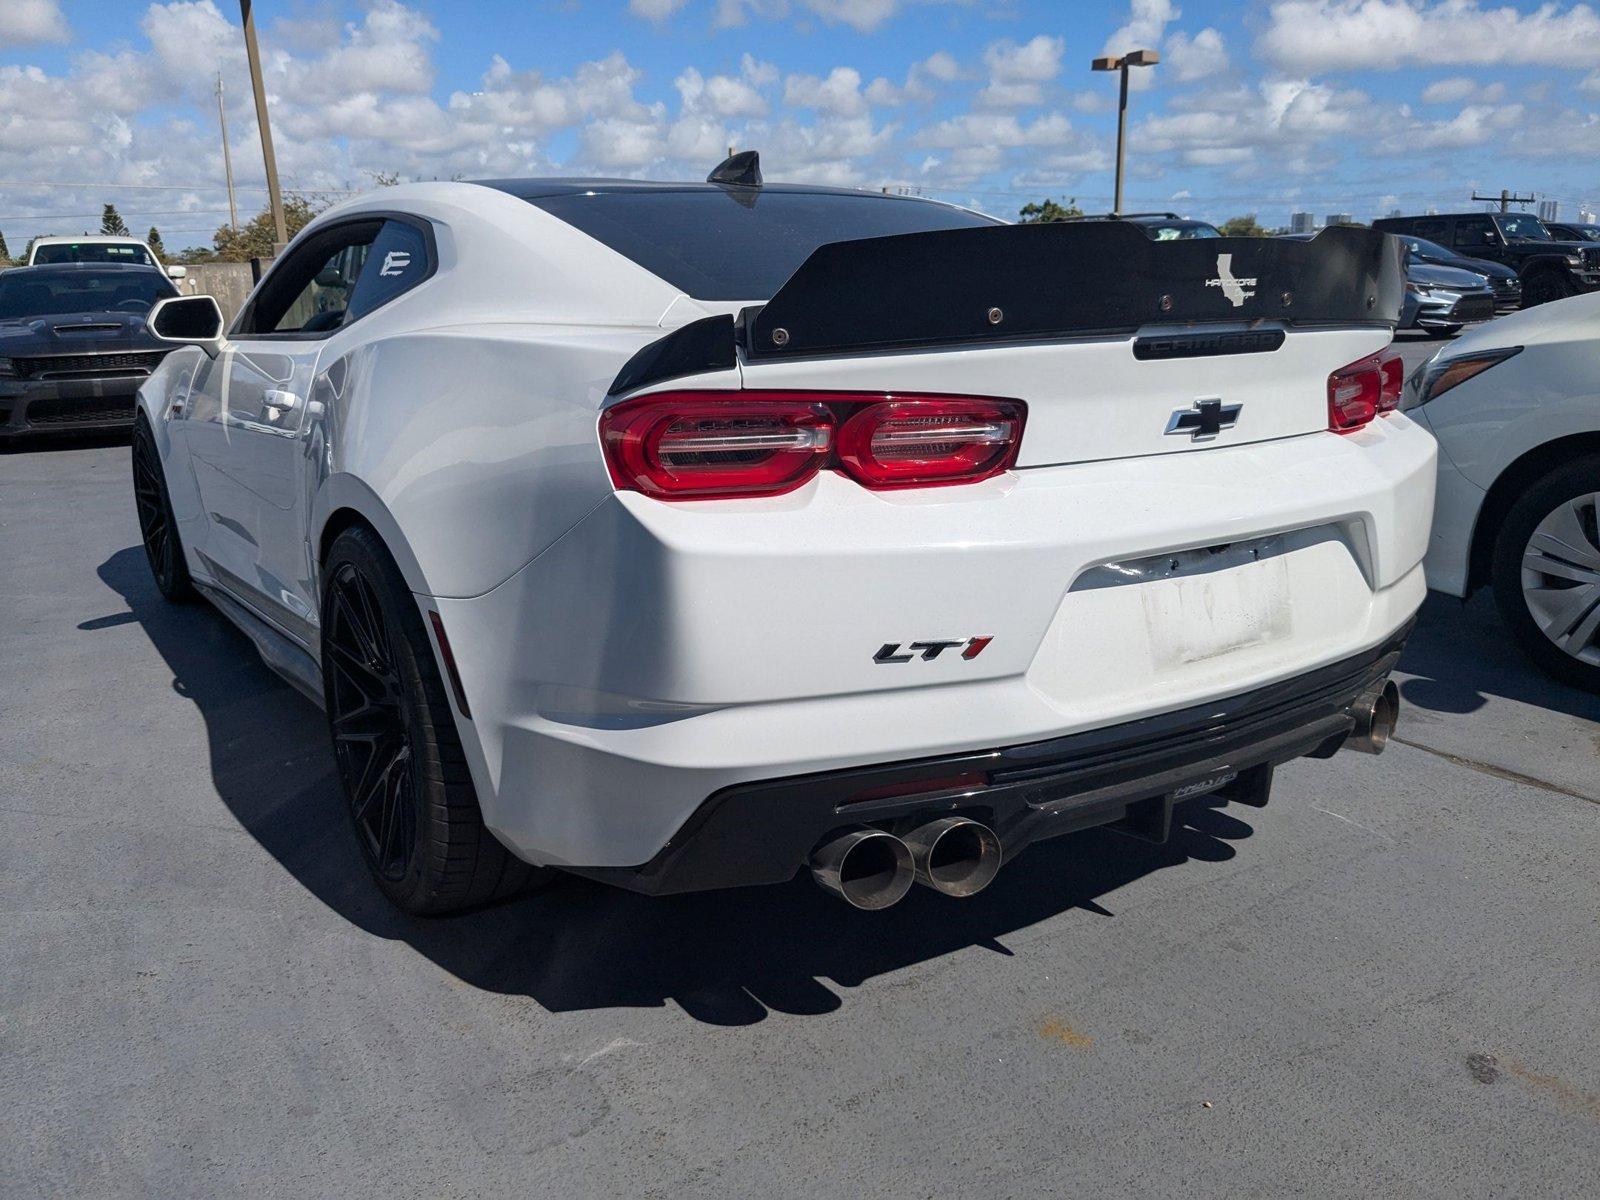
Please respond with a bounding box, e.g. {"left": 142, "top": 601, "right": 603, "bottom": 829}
{"left": 1397, "top": 590, "right": 1600, "bottom": 721}
{"left": 99, "top": 543, "right": 1256, "bottom": 1025}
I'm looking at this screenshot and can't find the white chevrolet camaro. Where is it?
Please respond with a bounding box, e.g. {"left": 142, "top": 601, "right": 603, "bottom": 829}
{"left": 132, "top": 155, "right": 1436, "bottom": 914}
{"left": 1405, "top": 290, "right": 1600, "bottom": 690}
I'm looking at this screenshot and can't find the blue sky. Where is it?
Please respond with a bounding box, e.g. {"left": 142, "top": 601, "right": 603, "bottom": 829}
{"left": 2, "top": 0, "right": 1599, "bottom": 251}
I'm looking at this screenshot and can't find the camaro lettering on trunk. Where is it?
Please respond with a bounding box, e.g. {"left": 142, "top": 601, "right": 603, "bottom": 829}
{"left": 874, "top": 637, "right": 993, "bottom": 663}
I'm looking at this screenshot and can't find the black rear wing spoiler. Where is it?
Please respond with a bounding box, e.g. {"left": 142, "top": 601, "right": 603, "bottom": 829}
{"left": 609, "top": 223, "right": 1404, "bottom": 394}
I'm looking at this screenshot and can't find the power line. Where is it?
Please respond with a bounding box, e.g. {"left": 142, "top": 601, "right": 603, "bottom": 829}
{"left": 0, "top": 179, "right": 357, "bottom": 194}
{"left": 0, "top": 209, "right": 238, "bottom": 222}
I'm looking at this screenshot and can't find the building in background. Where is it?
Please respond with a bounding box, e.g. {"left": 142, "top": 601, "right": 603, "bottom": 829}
{"left": 1290, "top": 211, "right": 1316, "bottom": 234}
{"left": 1325, "top": 213, "right": 1355, "bottom": 227}
{"left": 1578, "top": 207, "right": 1595, "bottom": 226}
{"left": 1538, "top": 199, "right": 1559, "bottom": 222}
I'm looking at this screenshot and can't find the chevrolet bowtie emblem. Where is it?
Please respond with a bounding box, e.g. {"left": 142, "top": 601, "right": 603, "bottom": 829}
{"left": 1165, "top": 397, "right": 1242, "bottom": 441}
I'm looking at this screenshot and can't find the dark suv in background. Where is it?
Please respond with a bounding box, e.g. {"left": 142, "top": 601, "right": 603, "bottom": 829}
{"left": 0, "top": 264, "right": 178, "bottom": 438}
{"left": 1386, "top": 232, "right": 1522, "bottom": 311}
{"left": 1372, "top": 212, "right": 1600, "bottom": 307}
{"left": 1543, "top": 221, "right": 1600, "bottom": 244}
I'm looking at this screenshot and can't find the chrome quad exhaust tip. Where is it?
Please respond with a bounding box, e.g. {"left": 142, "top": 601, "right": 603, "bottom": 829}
{"left": 810, "top": 828, "right": 915, "bottom": 910}
{"left": 1345, "top": 679, "right": 1400, "bottom": 755}
{"left": 903, "top": 817, "right": 1002, "bottom": 898}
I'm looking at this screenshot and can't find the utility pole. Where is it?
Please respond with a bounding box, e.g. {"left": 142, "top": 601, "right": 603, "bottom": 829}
{"left": 239, "top": 0, "right": 288, "bottom": 252}
{"left": 216, "top": 74, "right": 238, "bottom": 231}
{"left": 1091, "top": 49, "right": 1159, "bottom": 216}
{"left": 1471, "top": 188, "right": 1535, "bottom": 213}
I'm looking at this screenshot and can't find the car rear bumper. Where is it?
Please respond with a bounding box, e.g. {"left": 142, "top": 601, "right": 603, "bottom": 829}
{"left": 575, "top": 620, "right": 1410, "bottom": 895}
{"left": 0, "top": 377, "right": 142, "bottom": 435}
{"left": 434, "top": 412, "right": 1436, "bottom": 871}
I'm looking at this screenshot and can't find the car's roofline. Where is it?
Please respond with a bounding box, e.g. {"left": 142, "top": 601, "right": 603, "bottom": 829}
{"left": 2, "top": 262, "right": 169, "bottom": 276}
{"left": 29, "top": 234, "right": 151, "bottom": 244}
{"left": 469, "top": 177, "right": 960, "bottom": 205}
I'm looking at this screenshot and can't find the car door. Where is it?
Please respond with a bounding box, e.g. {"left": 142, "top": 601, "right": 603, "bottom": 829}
{"left": 182, "top": 220, "right": 387, "bottom": 647}
{"left": 1452, "top": 216, "right": 1503, "bottom": 265}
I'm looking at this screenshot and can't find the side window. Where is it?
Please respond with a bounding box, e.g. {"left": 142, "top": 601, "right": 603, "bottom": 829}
{"left": 344, "top": 220, "right": 430, "bottom": 322}
{"left": 1412, "top": 219, "right": 1448, "bottom": 242}
{"left": 235, "top": 221, "right": 381, "bottom": 336}
{"left": 1453, "top": 217, "right": 1494, "bottom": 249}
{"left": 272, "top": 237, "right": 374, "bottom": 332}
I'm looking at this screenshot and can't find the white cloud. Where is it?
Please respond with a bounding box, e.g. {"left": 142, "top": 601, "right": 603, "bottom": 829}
{"left": 915, "top": 111, "right": 1077, "bottom": 150}
{"left": 1165, "top": 28, "right": 1228, "bottom": 83}
{"left": 1258, "top": 0, "right": 1600, "bottom": 73}
{"left": 784, "top": 66, "right": 868, "bottom": 117}
{"left": 1421, "top": 76, "right": 1475, "bottom": 104}
{"left": 864, "top": 52, "right": 959, "bottom": 106}
{"left": 976, "top": 35, "right": 1063, "bottom": 108}
{"left": 1104, "top": 0, "right": 1180, "bottom": 55}
{"left": 711, "top": 0, "right": 906, "bottom": 33}
{"left": 676, "top": 67, "right": 769, "bottom": 118}
{"left": 0, "top": 0, "right": 69, "bottom": 45}
{"left": 628, "top": 0, "right": 690, "bottom": 20}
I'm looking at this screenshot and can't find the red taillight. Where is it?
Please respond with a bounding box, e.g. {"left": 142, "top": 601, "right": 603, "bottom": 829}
{"left": 836, "top": 398, "right": 1024, "bottom": 489}
{"left": 601, "top": 397, "right": 833, "bottom": 499}
{"left": 1327, "top": 345, "right": 1404, "bottom": 433}
{"left": 599, "top": 391, "right": 1026, "bottom": 500}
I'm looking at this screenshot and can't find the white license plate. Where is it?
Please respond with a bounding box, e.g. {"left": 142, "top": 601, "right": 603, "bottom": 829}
{"left": 1141, "top": 554, "right": 1293, "bottom": 669}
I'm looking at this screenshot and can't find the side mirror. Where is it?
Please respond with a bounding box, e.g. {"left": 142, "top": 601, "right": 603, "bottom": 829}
{"left": 148, "top": 295, "right": 227, "bottom": 359}
{"left": 314, "top": 266, "right": 346, "bottom": 289}
{"left": 165, "top": 264, "right": 188, "bottom": 280}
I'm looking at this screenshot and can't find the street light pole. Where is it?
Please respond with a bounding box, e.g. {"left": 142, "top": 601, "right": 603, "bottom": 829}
{"left": 1091, "top": 49, "right": 1159, "bottom": 216}
{"left": 239, "top": 0, "right": 288, "bottom": 253}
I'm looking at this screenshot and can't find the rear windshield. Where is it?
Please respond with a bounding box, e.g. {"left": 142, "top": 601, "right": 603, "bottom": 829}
{"left": 0, "top": 271, "right": 176, "bottom": 320}
{"left": 528, "top": 190, "right": 1000, "bottom": 300}
{"left": 1136, "top": 219, "right": 1221, "bottom": 241}
{"left": 32, "top": 242, "right": 157, "bottom": 267}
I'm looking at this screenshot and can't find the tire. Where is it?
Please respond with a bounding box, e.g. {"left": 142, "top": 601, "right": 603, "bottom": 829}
{"left": 1425, "top": 325, "right": 1461, "bottom": 340}
{"left": 131, "top": 413, "right": 194, "bottom": 602}
{"left": 320, "top": 525, "right": 550, "bottom": 913}
{"left": 1490, "top": 454, "right": 1600, "bottom": 692}
{"left": 1521, "top": 271, "right": 1575, "bottom": 308}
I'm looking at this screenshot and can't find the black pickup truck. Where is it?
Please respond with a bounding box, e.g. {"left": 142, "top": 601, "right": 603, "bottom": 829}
{"left": 1372, "top": 212, "right": 1600, "bottom": 307}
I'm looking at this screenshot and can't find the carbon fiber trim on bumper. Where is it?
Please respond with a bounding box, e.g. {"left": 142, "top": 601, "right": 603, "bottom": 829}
{"left": 574, "top": 618, "right": 1414, "bottom": 896}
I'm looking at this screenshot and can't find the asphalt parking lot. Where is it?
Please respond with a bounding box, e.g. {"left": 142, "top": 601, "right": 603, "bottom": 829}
{"left": 4, "top": 381, "right": 1598, "bottom": 1197}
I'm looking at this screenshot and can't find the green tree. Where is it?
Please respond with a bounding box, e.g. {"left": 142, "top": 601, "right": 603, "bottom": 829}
{"left": 147, "top": 226, "right": 165, "bottom": 258}
{"left": 1219, "top": 214, "right": 1269, "bottom": 237}
{"left": 0, "top": 228, "right": 10, "bottom": 264}
{"left": 209, "top": 193, "right": 325, "bottom": 261}
{"left": 100, "top": 204, "right": 131, "bottom": 236}
{"left": 1018, "top": 197, "right": 1084, "bottom": 223}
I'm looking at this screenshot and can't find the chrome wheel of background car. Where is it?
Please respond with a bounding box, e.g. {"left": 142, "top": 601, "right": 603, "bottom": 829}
{"left": 131, "top": 417, "right": 192, "bottom": 601}
{"left": 1519, "top": 493, "right": 1600, "bottom": 668}
{"left": 324, "top": 561, "right": 418, "bottom": 882}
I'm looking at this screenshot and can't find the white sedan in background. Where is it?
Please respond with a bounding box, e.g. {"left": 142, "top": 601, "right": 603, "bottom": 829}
{"left": 1407, "top": 291, "right": 1600, "bottom": 690}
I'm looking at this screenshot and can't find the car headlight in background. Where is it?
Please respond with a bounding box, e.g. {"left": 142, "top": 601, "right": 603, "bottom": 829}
{"left": 1405, "top": 346, "right": 1522, "bottom": 410}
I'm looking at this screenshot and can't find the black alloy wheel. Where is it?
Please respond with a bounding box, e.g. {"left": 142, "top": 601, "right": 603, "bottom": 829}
{"left": 320, "top": 525, "right": 546, "bottom": 913}
{"left": 132, "top": 415, "right": 194, "bottom": 601}
{"left": 324, "top": 559, "right": 418, "bottom": 882}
